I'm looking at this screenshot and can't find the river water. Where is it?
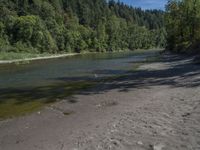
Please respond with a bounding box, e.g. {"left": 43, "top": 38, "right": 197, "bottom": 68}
{"left": 0, "top": 50, "right": 161, "bottom": 118}
{"left": 0, "top": 50, "right": 159, "bottom": 89}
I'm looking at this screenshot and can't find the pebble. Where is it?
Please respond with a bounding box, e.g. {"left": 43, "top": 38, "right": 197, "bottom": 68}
{"left": 137, "top": 141, "right": 143, "bottom": 145}
{"left": 153, "top": 143, "right": 165, "bottom": 150}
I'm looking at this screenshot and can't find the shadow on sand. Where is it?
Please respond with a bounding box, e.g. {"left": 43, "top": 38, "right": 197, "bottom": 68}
{"left": 0, "top": 53, "right": 200, "bottom": 118}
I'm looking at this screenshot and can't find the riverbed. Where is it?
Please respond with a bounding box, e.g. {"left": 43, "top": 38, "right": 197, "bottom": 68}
{"left": 0, "top": 50, "right": 159, "bottom": 119}
{"left": 1, "top": 51, "right": 200, "bottom": 150}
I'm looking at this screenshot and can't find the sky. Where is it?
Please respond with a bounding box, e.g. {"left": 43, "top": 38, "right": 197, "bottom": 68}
{"left": 120, "top": 0, "right": 168, "bottom": 10}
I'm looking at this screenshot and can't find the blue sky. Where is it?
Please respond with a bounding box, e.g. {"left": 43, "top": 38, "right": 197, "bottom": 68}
{"left": 120, "top": 0, "right": 168, "bottom": 10}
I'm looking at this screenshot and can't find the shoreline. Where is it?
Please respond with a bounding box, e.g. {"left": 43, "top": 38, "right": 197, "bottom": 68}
{"left": 0, "top": 49, "right": 163, "bottom": 65}
{"left": 0, "top": 53, "right": 200, "bottom": 149}
{"left": 0, "top": 53, "right": 79, "bottom": 64}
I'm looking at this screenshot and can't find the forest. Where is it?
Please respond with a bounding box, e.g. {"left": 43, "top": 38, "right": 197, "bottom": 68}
{"left": 165, "top": 0, "right": 200, "bottom": 53}
{"left": 0, "top": 0, "right": 166, "bottom": 54}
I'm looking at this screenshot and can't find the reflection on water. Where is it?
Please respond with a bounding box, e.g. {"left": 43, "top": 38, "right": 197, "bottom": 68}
{"left": 0, "top": 50, "right": 160, "bottom": 118}
{"left": 0, "top": 50, "right": 158, "bottom": 89}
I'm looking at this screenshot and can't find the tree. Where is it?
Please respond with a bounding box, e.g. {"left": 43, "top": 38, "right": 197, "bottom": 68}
{"left": 165, "top": 0, "right": 200, "bottom": 52}
{"left": 0, "top": 0, "right": 165, "bottom": 54}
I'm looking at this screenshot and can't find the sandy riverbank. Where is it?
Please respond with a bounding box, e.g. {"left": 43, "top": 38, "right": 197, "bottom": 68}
{"left": 0, "top": 49, "right": 162, "bottom": 64}
{"left": 0, "top": 53, "right": 79, "bottom": 64}
{"left": 0, "top": 53, "right": 200, "bottom": 150}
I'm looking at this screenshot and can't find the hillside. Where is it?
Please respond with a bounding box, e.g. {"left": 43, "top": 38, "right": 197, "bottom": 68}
{"left": 0, "top": 0, "right": 166, "bottom": 54}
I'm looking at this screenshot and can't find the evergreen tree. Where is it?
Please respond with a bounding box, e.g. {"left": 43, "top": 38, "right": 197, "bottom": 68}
{"left": 165, "top": 0, "right": 200, "bottom": 53}
{"left": 0, "top": 0, "right": 166, "bottom": 53}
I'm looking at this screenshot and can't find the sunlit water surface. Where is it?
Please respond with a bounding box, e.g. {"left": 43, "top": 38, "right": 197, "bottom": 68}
{"left": 0, "top": 50, "right": 159, "bottom": 89}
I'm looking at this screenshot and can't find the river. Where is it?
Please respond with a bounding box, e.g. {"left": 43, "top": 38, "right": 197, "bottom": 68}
{"left": 0, "top": 50, "right": 159, "bottom": 89}
{"left": 0, "top": 50, "right": 160, "bottom": 118}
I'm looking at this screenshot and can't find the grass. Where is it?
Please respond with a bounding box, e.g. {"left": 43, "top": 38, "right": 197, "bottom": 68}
{"left": 0, "top": 81, "right": 96, "bottom": 120}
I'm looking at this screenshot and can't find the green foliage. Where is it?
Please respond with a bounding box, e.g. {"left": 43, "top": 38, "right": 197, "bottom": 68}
{"left": 0, "top": 0, "right": 166, "bottom": 54}
{"left": 165, "top": 0, "right": 200, "bottom": 53}
{"left": 15, "top": 16, "right": 37, "bottom": 42}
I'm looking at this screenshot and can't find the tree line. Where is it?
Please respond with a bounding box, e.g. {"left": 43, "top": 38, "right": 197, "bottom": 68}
{"left": 165, "top": 0, "right": 200, "bottom": 53}
{"left": 0, "top": 0, "right": 166, "bottom": 54}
